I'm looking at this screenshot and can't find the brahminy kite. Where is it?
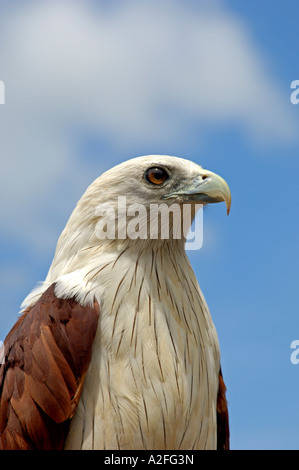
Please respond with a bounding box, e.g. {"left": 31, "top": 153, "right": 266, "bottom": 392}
{"left": 0, "top": 155, "right": 231, "bottom": 450}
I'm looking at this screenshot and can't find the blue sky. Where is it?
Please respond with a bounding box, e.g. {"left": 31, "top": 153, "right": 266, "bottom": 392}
{"left": 0, "top": 0, "right": 299, "bottom": 450}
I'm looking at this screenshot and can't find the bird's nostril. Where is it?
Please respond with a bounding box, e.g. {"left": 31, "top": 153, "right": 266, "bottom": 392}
{"left": 202, "top": 175, "right": 208, "bottom": 180}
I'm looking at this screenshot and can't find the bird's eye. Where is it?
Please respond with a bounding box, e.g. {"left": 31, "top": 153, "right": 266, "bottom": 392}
{"left": 144, "top": 167, "right": 169, "bottom": 185}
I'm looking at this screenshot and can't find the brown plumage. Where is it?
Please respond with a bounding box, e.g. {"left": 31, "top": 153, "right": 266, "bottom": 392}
{"left": 217, "top": 370, "right": 230, "bottom": 450}
{"left": 0, "top": 284, "right": 99, "bottom": 450}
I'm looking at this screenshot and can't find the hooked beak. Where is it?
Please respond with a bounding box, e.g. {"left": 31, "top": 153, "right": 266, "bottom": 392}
{"left": 162, "top": 169, "right": 231, "bottom": 215}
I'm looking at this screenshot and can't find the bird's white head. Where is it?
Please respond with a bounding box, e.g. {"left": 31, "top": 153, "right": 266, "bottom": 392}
{"left": 96, "top": 155, "right": 231, "bottom": 211}
{"left": 49, "top": 155, "right": 231, "bottom": 271}
{"left": 21, "top": 155, "right": 231, "bottom": 310}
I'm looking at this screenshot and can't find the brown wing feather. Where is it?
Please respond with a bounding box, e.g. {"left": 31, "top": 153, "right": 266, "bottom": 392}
{"left": 0, "top": 283, "right": 99, "bottom": 450}
{"left": 216, "top": 368, "right": 230, "bottom": 450}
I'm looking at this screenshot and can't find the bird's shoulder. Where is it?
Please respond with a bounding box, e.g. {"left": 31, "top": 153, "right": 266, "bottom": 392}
{"left": 0, "top": 283, "right": 99, "bottom": 450}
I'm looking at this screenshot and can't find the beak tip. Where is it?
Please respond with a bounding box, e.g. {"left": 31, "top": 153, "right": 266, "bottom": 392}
{"left": 201, "top": 169, "right": 231, "bottom": 217}
{"left": 226, "top": 200, "right": 231, "bottom": 216}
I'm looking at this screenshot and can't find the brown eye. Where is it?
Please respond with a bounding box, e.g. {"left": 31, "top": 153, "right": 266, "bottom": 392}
{"left": 145, "top": 167, "right": 169, "bottom": 185}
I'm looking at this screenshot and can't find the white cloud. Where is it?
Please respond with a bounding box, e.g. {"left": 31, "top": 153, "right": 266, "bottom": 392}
{"left": 1, "top": 0, "right": 296, "bottom": 142}
{"left": 0, "top": 0, "right": 297, "bottom": 251}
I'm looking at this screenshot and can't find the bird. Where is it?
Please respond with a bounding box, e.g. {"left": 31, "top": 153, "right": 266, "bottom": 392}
{"left": 0, "top": 155, "right": 231, "bottom": 450}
